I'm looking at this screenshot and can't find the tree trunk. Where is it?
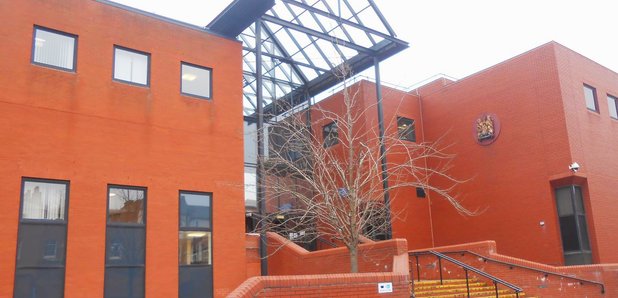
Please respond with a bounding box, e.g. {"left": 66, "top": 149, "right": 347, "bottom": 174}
{"left": 349, "top": 246, "right": 359, "bottom": 273}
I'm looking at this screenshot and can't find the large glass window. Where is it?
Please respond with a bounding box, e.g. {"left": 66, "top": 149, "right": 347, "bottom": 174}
{"left": 179, "top": 192, "right": 213, "bottom": 298}
{"left": 607, "top": 94, "right": 618, "bottom": 119}
{"left": 32, "top": 26, "right": 77, "bottom": 71}
{"left": 14, "top": 178, "right": 69, "bottom": 298}
{"left": 181, "top": 62, "right": 212, "bottom": 99}
{"left": 555, "top": 185, "right": 592, "bottom": 265}
{"left": 322, "top": 121, "right": 338, "bottom": 147}
{"left": 105, "top": 186, "right": 146, "bottom": 298}
{"left": 397, "top": 117, "right": 416, "bottom": 142}
{"left": 113, "top": 46, "right": 150, "bottom": 86}
{"left": 584, "top": 84, "right": 598, "bottom": 112}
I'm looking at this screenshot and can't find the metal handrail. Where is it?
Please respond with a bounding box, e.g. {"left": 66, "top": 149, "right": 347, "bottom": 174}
{"left": 409, "top": 250, "right": 523, "bottom": 298}
{"left": 442, "top": 250, "right": 605, "bottom": 294}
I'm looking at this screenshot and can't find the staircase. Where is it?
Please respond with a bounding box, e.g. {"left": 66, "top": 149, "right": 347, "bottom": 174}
{"left": 413, "top": 279, "right": 536, "bottom": 298}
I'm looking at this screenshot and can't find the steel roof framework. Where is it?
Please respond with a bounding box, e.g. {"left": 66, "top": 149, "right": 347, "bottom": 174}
{"left": 219, "top": 0, "right": 409, "bottom": 118}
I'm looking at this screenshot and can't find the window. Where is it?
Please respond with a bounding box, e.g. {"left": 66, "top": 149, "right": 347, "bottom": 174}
{"left": 113, "top": 46, "right": 150, "bottom": 86}
{"left": 322, "top": 121, "right": 338, "bottom": 147}
{"left": 179, "top": 192, "right": 213, "bottom": 298}
{"left": 584, "top": 84, "right": 598, "bottom": 112}
{"left": 14, "top": 178, "right": 69, "bottom": 298}
{"left": 555, "top": 185, "right": 592, "bottom": 265}
{"left": 397, "top": 117, "right": 416, "bottom": 142}
{"left": 32, "top": 26, "right": 77, "bottom": 71}
{"left": 607, "top": 94, "right": 618, "bottom": 119}
{"left": 181, "top": 62, "right": 212, "bottom": 99}
{"left": 416, "top": 187, "right": 426, "bottom": 198}
{"left": 105, "top": 186, "right": 146, "bottom": 298}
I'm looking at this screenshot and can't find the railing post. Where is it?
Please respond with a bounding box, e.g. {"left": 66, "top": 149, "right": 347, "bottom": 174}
{"left": 465, "top": 269, "right": 470, "bottom": 298}
{"left": 494, "top": 281, "right": 498, "bottom": 297}
{"left": 438, "top": 256, "right": 443, "bottom": 285}
{"left": 516, "top": 290, "right": 520, "bottom": 298}
{"left": 415, "top": 255, "right": 420, "bottom": 282}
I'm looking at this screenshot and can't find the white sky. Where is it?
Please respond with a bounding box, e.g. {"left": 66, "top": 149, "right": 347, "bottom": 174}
{"left": 112, "top": 0, "right": 618, "bottom": 88}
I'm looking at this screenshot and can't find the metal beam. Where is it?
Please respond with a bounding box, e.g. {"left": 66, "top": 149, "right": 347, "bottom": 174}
{"left": 255, "top": 20, "right": 268, "bottom": 276}
{"left": 244, "top": 71, "right": 303, "bottom": 89}
{"left": 242, "top": 47, "right": 330, "bottom": 74}
{"left": 367, "top": 0, "right": 396, "bottom": 36}
{"left": 261, "top": 14, "right": 374, "bottom": 54}
{"left": 374, "top": 57, "right": 392, "bottom": 240}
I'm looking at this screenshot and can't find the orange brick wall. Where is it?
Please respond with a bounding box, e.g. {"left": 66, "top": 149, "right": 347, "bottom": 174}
{"left": 267, "top": 232, "right": 408, "bottom": 275}
{"left": 308, "top": 81, "right": 434, "bottom": 250}
{"left": 0, "top": 0, "right": 245, "bottom": 297}
{"left": 420, "top": 42, "right": 574, "bottom": 265}
{"left": 229, "top": 235, "right": 411, "bottom": 297}
{"left": 554, "top": 45, "right": 618, "bottom": 263}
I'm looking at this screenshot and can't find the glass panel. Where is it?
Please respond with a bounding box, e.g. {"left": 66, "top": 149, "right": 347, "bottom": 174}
{"left": 578, "top": 215, "right": 591, "bottom": 250}
{"left": 22, "top": 181, "right": 67, "bottom": 220}
{"left": 16, "top": 224, "right": 66, "bottom": 267}
{"left": 559, "top": 216, "right": 579, "bottom": 251}
{"left": 114, "top": 48, "right": 149, "bottom": 85}
{"left": 397, "top": 117, "right": 416, "bottom": 142}
{"left": 555, "top": 187, "right": 573, "bottom": 216}
{"left": 104, "top": 267, "right": 144, "bottom": 298}
{"left": 179, "top": 266, "right": 213, "bottom": 298}
{"left": 608, "top": 96, "right": 618, "bottom": 119}
{"left": 322, "top": 122, "right": 338, "bottom": 147}
{"left": 564, "top": 252, "right": 592, "bottom": 266}
{"left": 33, "top": 28, "right": 75, "bottom": 70}
{"left": 108, "top": 188, "right": 145, "bottom": 224}
{"left": 180, "top": 193, "right": 211, "bottom": 228}
{"left": 179, "top": 231, "right": 211, "bottom": 265}
{"left": 584, "top": 85, "right": 597, "bottom": 111}
{"left": 181, "top": 63, "right": 211, "bottom": 98}
{"left": 573, "top": 186, "right": 584, "bottom": 213}
{"left": 106, "top": 227, "right": 145, "bottom": 266}
{"left": 14, "top": 268, "right": 64, "bottom": 298}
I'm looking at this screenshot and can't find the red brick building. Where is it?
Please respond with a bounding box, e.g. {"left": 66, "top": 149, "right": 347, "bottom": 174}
{"left": 3, "top": 0, "right": 618, "bottom": 297}
{"left": 0, "top": 0, "right": 246, "bottom": 297}
{"left": 313, "top": 41, "right": 618, "bottom": 267}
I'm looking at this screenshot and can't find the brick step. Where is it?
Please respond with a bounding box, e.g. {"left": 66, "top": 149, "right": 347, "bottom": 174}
{"left": 415, "top": 285, "right": 510, "bottom": 296}
{"left": 414, "top": 282, "right": 486, "bottom": 291}
{"left": 414, "top": 279, "right": 477, "bottom": 286}
{"left": 414, "top": 289, "right": 516, "bottom": 298}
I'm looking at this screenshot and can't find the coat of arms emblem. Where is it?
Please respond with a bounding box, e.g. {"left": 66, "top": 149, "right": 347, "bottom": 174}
{"left": 476, "top": 114, "right": 495, "bottom": 141}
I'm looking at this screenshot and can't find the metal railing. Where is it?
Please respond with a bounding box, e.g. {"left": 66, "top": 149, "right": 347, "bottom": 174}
{"left": 441, "top": 250, "right": 605, "bottom": 294}
{"left": 409, "top": 251, "right": 523, "bottom": 298}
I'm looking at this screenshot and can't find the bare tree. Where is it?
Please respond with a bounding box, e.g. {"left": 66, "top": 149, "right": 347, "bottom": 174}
{"left": 257, "top": 64, "right": 473, "bottom": 273}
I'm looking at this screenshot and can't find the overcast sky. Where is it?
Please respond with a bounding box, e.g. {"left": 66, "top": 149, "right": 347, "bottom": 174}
{"left": 112, "top": 0, "right": 618, "bottom": 88}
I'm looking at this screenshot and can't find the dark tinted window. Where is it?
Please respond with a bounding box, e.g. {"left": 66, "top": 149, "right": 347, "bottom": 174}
{"left": 322, "top": 121, "right": 338, "bottom": 147}
{"left": 179, "top": 192, "right": 213, "bottom": 298}
{"left": 14, "top": 268, "right": 65, "bottom": 298}
{"left": 16, "top": 224, "right": 66, "bottom": 267}
{"left": 180, "top": 193, "right": 211, "bottom": 229}
{"left": 15, "top": 178, "right": 69, "bottom": 298}
{"left": 104, "top": 267, "right": 145, "bottom": 298}
{"left": 397, "top": 117, "right": 416, "bottom": 142}
{"left": 106, "top": 186, "right": 146, "bottom": 298}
